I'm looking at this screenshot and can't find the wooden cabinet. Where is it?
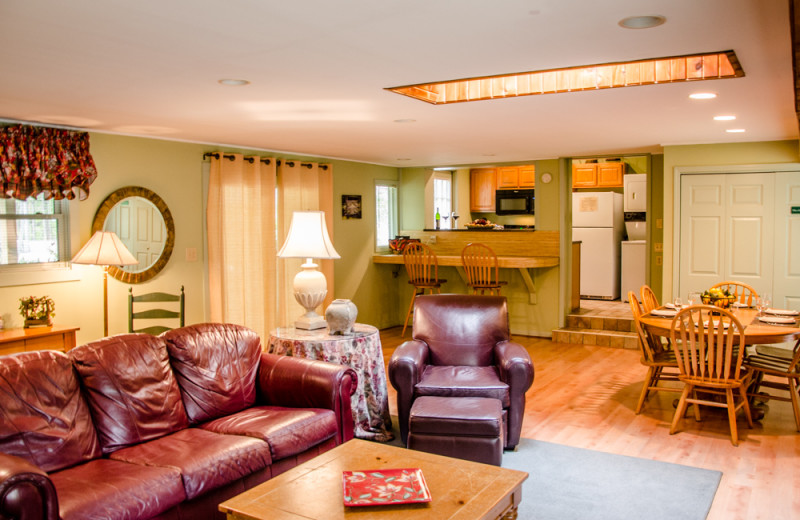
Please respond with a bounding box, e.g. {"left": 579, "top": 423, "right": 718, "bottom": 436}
{"left": 0, "top": 325, "right": 79, "bottom": 357}
{"left": 497, "top": 165, "right": 535, "bottom": 189}
{"left": 596, "top": 163, "right": 624, "bottom": 187}
{"left": 572, "top": 162, "right": 624, "bottom": 188}
{"left": 470, "top": 168, "right": 497, "bottom": 212}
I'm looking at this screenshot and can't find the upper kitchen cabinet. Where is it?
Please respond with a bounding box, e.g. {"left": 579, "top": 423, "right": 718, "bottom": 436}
{"left": 572, "top": 161, "right": 623, "bottom": 188}
{"left": 470, "top": 168, "right": 497, "bottom": 212}
{"left": 497, "top": 165, "right": 535, "bottom": 189}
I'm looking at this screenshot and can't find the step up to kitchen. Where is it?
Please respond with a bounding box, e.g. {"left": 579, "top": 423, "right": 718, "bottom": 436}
{"left": 551, "top": 328, "right": 639, "bottom": 350}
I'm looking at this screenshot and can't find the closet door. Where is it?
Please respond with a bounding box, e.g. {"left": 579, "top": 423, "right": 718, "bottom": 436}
{"left": 678, "top": 172, "right": 773, "bottom": 298}
{"left": 773, "top": 172, "right": 800, "bottom": 309}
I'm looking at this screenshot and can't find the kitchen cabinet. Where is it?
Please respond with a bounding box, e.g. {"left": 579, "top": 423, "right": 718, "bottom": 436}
{"left": 497, "top": 165, "right": 535, "bottom": 189}
{"left": 572, "top": 162, "right": 624, "bottom": 188}
{"left": 470, "top": 168, "right": 497, "bottom": 212}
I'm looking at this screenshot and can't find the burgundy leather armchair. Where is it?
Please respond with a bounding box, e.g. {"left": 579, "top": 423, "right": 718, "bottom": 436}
{"left": 389, "top": 294, "right": 534, "bottom": 449}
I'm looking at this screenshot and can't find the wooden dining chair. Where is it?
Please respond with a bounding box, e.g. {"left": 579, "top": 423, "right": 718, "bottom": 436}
{"left": 402, "top": 243, "right": 446, "bottom": 336}
{"left": 710, "top": 281, "right": 759, "bottom": 307}
{"left": 128, "top": 286, "right": 185, "bottom": 335}
{"left": 628, "top": 291, "right": 682, "bottom": 414}
{"left": 669, "top": 304, "right": 753, "bottom": 446}
{"left": 461, "top": 243, "right": 508, "bottom": 296}
{"left": 640, "top": 285, "right": 660, "bottom": 313}
{"left": 744, "top": 339, "right": 800, "bottom": 431}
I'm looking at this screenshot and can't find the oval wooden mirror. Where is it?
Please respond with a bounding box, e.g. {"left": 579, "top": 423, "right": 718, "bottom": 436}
{"left": 91, "top": 186, "right": 175, "bottom": 284}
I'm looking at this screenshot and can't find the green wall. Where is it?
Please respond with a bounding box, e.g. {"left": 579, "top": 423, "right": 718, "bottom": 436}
{"left": 0, "top": 131, "right": 399, "bottom": 344}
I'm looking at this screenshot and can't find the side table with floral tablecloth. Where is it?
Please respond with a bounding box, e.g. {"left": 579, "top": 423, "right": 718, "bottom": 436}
{"left": 267, "top": 323, "right": 393, "bottom": 442}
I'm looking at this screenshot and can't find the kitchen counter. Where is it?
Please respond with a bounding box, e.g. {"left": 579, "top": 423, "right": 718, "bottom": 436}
{"left": 373, "top": 230, "right": 559, "bottom": 304}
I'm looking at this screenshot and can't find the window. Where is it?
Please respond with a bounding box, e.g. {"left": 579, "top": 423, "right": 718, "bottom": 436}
{"left": 433, "top": 171, "right": 453, "bottom": 229}
{"left": 375, "top": 181, "right": 398, "bottom": 252}
{"left": 0, "top": 194, "right": 76, "bottom": 286}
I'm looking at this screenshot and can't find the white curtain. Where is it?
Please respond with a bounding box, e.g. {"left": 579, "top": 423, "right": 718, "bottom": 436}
{"left": 207, "top": 154, "right": 278, "bottom": 341}
{"left": 277, "top": 160, "right": 334, "bottom": 327}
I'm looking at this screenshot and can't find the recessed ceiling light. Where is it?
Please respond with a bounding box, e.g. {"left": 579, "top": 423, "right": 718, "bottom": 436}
{"left": 618, "top": 15, "right": 666, "bottom": 29}
{"left": 714, "top": 115, "right": 736, "bottom": 121}
{"left": 218, "top": 78, "right": 250, "bottom": 86}
{"left": 393, "top": 119, "right": 416, "bottom": 123}
{"left": 396, "top": 158, "right": 412, "bottom": 161}
{"left": 726, "top": 128, "right": 746, "bottom": 133}
{"left": 689, "top": 92, "right": 717, "bottom": 100}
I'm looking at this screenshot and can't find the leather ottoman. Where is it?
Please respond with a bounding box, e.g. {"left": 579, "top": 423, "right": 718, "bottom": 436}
{"left": 408, "top": 396, "right": 505, "bottom": 466}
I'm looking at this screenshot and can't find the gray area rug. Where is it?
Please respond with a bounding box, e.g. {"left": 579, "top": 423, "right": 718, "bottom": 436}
{"left": 502, "top": 438, "right": 722, "bottom": 520}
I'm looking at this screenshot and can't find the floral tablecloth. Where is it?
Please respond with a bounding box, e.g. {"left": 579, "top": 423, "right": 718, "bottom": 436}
{"left": 267, "top": 323, "right": 393, "bottom": 442}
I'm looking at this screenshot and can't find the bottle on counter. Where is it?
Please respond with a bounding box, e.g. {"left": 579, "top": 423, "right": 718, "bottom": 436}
{"left": 435, "top": 207, "right": 440, "bottom": 230}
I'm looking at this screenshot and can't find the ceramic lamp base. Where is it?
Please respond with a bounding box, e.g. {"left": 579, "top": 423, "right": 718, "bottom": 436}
{"left": 292, "top": 260, "right": 328, "bottom": 330}
{"left": 294, "top": 313, "right": 327, "bottom": 330}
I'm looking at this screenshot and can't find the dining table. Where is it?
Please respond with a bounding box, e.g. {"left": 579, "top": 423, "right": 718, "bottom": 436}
{"left": 638, "top": 306, "right": 800, "bottom": 345}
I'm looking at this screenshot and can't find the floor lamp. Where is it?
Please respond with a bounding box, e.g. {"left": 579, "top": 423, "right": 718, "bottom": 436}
{"left": 72, "top": 231, "right": 138, "bottom": 337}
{"left": 278, "top": 211, "right": 340, "bottom": 330}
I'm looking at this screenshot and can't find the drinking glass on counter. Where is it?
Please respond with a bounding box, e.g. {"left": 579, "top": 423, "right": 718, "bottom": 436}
{"left": 442, "top": 214, "right": 449, "bottom": 229}
{"left": 451, "top": 212, "right": 459, "bottom": 228}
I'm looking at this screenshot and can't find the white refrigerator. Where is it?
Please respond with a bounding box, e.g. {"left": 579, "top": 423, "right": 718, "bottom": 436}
{"left": 572, "top": 192, "right": 624, "bottom": 300}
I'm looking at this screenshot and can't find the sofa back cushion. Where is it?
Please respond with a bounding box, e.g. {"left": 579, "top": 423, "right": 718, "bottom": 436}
{"left": 0, "top": 350, "right": 101, "bottom": 472}
{"left": 413, "top": 294, "right": 510, "bottom": 366}
{"left": 164, "top": 323, "right": 262, "bottom": 424}
{"left": 70, "top": 334, "right": 189, "bottom": 454}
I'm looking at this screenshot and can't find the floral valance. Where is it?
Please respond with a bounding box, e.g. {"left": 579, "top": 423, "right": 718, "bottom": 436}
{"left": 0, "top": 124, "right": 98, "bottom": 200}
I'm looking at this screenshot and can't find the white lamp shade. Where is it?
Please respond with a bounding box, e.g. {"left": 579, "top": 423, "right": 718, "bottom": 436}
{"left": 72, "top": 231, "right": 139, "bottom": 266}
{"left": 278, "top": 211, "right": 340, "bottom": 259}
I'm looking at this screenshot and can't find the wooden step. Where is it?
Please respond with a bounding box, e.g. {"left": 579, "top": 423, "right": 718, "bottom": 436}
{"left": 552, "top": 328, "right": 639, "bottom": 349}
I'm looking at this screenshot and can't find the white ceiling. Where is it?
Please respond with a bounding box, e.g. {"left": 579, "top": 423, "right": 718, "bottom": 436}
{"left": 0, "top": 0, "right": 796, "bottom": 167}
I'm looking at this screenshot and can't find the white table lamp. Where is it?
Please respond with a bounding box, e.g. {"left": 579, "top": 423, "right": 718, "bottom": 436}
{"left": 72, "top": 231, "right": 138, "bottom": 336}
{"left": 278, "top": 211, "right": 340, "bottom": 330}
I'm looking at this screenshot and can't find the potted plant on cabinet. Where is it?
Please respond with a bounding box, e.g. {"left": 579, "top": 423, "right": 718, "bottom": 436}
{"left": 19, "top": 296, "right": 55, "bottom": 328}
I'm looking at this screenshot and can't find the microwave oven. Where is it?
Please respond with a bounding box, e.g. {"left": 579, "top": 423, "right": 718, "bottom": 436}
{"left": 495, "top": 189, "right": 535, "bottom": 215}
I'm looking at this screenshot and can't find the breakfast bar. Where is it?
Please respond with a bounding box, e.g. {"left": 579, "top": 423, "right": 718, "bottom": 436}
{"left": 373, "top": 230, "right": 560, "bottom": 304}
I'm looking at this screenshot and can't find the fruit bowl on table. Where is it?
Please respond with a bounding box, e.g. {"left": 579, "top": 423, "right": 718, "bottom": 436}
{"left": 701, "top": 294, "right": 737, "bottom": 309}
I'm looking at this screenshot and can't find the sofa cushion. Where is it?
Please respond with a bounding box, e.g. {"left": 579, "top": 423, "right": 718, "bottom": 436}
{"left": 70, "top": 333, "right": 189, "bottom": 454}
{"left": 0, "top": 350, "right": 101, "bottom": 472}
{"left": 50, "top": 458, "right": 185, "bottom": 520}
{"left": 164, "top": 323, "right": 262, "bottom": 424}
{"left": 201, "top": 405, "right": 337, "bottom": 460}
{"left": 415, "top": 366, "right": 510, "bottom": 407}
{"left": 108, "top": 427, "right": 271, "bottom": 500}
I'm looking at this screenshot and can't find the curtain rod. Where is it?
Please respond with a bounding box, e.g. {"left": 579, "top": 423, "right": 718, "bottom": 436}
{"left": 202, "top": 152, "right": 328, "bottom": 170}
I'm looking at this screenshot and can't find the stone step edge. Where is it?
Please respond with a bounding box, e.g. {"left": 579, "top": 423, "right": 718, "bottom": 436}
{"left": 552, "top": 328, "right": 639, "bottom": 350}
{"left": 565, "top": 315, "right": 635, "bottom": 333}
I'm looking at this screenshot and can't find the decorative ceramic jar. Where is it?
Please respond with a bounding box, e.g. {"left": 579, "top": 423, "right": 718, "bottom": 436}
{"left": 326, "top": 299, "right": 358, "bottom": 335}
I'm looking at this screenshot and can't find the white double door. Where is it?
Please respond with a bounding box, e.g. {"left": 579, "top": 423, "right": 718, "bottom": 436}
{"left": 678, "top": 170, "right": 800, "bottom": 309}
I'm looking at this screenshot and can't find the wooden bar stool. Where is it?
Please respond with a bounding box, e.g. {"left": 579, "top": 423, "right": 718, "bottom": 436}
{"left": 402, "top": 243, "right": 446, "bottom": 336}
{"left": 461, "top": 243, "right": 508, "bottom": 296}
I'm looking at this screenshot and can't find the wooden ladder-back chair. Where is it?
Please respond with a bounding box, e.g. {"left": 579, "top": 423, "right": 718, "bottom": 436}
{"left": 402, "top": 243, "right": 446, "bottom": 337}
{"left": 744, "top": 339, "right": 800, "bottom": 431}
{"left": 669, "top": 304, "right": 753, "bottom": 446}
{"left": 710, "top": 281, "right": 759, "bottom": 307}
{"left": 461, "top": 243, "right": 508, "bottom": 296}
{"left": 640, "top": 285, "right": 660, "bottom": 313}
{"left": 628, "top": 291, "right": 681, "bottom": 414}
{"left": 129, "top": 286, "right": 185, "bottom": 335}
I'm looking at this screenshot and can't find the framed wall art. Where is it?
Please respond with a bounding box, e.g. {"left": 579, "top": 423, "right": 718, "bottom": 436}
{"left": 342, "top": 195, "right": 362, "bottom": 219}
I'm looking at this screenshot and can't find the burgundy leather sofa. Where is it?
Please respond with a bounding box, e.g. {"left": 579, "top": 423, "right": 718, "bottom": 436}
{"left": 0, "top": 323, "right": 357, "bottom": 520}
{"left": 389, "top": 294, "right": 534, "bottom": 449}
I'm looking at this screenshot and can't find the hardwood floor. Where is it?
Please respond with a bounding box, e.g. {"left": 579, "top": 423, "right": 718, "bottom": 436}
{"left": 379, "top": 327, "right": 800, "bottom": 520}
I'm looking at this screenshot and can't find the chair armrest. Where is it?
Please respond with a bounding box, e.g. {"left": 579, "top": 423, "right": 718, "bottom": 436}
{"left": 0, "top": 453, "right": 59, "bottom": 520}
{"left": 257, "top": 353, "right": 358, "bottom": 444}
{"left": 388, "top": 340, "right": 430, "bottom": 444}
{"left": 494, "top": 340, "right": 534, "bottom": 449}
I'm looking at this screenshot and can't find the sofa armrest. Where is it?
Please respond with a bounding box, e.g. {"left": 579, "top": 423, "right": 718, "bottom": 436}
{"left": 257, "top": 353, "right": 358, "bottom": 444}
{"left": 494, "top": 340, "right": 534, "bottom": 448}
{"left": 0, "top": 453, "right": 59, "bottom": 520}
{"left": 388, "top": 339, "right": 430, "bottom": 444}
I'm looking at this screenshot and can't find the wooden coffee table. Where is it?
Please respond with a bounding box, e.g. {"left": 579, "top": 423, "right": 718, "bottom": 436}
{"left": 219, "top": 439, "right": 528, "bottom": 520}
